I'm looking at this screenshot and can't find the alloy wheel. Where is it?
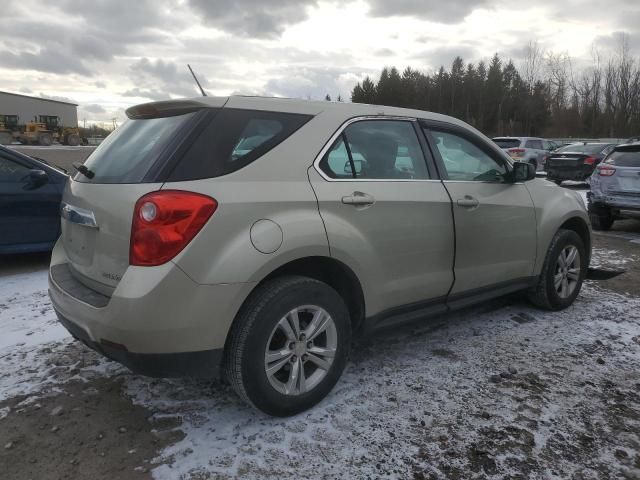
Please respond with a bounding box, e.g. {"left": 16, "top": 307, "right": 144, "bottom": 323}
{"left": 554, "top": 245, "right": 581, "bottom": 299}
{"left": 264, "top": 305, "right": 338, "bottom": 396}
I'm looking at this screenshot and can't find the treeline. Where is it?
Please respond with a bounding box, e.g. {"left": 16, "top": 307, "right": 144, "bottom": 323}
{"left": 351, "top": 38, "right": 640, "bottom": 138}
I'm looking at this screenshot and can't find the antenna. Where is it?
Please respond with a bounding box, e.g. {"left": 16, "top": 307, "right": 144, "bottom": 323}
{"left": 187, "top": 64, "right": 207, "bottom": 97}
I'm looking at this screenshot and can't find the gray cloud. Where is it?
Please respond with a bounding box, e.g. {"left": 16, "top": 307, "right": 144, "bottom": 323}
{"left": 188, "top": 0, "right": 319, "bottom": 38}
{"left": 593, "top": 31, "right": 640, "bottom": 54}
{"left": 375, "top": 48, "right": 396, "bottom": 57}
{"left": 0, "top": 0, "right": 176, "bottom": 75}
{"left": 82, "top": 104, "right": 107, "bottom": 114}
{"left": 264, "top": 66, "right": 370, "bottom": 100}
{"left": 39, "top": 93, "right": 78, "bottom": 103}
{"left": 368, "top": 0, "right": 491, "bottom": 23}
{"left": 413, "top": 44, "right": 478, "bottom": 69}
{"left": 0, "top": 48, "right": 91, "bottom": 75}
{"left": 123, "top": 58, "right": 213, "bottom": 100}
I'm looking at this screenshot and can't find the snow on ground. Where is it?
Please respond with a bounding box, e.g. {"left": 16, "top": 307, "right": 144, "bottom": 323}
{"left": 123, "top": 284, "right": 640, "bottom": 479}
{"left": 0, "top": 269, "right": 72, "bottom": 401}
{"left": 1, "top": 243, "right": 639, "bottom": 478}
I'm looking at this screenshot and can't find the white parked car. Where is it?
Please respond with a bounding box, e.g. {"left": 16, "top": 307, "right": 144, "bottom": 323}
{"left": 492, "top": 137, "right": 557, "bottom": 171}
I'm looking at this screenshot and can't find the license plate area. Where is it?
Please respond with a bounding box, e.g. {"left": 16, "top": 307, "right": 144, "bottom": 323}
{"left": 62, "top": 220, "right": 97, "bottom": 266}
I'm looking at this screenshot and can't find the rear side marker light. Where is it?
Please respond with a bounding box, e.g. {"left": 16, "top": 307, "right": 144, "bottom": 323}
{"left": 597, "top": 165, "right": 616, "bottom": 176}
{"left": 130, "top": 190, "right": 217, "bottom": 266}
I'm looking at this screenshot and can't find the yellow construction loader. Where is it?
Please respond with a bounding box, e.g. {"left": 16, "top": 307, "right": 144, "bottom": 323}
{"left": 0, "top": 114, "right": 18, "bottom": 145}
{"left": 16, "top": 116, "right": 81, "bottom": 146}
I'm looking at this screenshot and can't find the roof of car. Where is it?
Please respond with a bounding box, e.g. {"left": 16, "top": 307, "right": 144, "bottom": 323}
{"left": 614, "top": 143, "right": 640, "bottom": 151}
{"left": 492, "top": 136, "right": 544, "bottom": 140}
{"left": 129, "top": 95, "right": 471, "bottom": 128}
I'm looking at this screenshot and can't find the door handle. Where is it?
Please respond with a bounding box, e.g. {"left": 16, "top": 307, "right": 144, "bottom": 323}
{"left": 342, "top": 191, "right": 375, "bottom": 206}
{"left": 456, "top": 196, "right": 479, "bottom": 209}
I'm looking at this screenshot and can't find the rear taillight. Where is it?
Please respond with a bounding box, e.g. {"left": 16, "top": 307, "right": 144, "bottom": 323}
{"left": 508, "top": 148, "right": 525, "bottom": 157}
{"left": 130, "top": 190, "right": 217, "bottom": 266}
{"left": 597, "top": 165, "right": 616, "bottom": 177}
{"left": 583, "top": 156, "right": 597, "bottom": 165}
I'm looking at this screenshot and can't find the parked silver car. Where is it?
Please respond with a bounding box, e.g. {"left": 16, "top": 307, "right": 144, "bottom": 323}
{"left": 588, "top": 144, "right": 640, "bottom": 230}
{"left": 492, "top": 136, "right": 557, "bottom": 171}
{"left": 49, "top": 97, "right": 590, "bottom": 416}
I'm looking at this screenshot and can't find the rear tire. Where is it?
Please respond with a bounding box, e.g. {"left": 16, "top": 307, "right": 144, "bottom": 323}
{"left": 224, "top": 275, "right": 350, "bottom": 416}
{"left": 528, "top": 229, "right": 586, "bottom": 311}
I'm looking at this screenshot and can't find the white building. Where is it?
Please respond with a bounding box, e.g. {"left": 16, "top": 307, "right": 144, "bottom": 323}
{"left": 0, "top": 90, "right": 78, "bottom": 128}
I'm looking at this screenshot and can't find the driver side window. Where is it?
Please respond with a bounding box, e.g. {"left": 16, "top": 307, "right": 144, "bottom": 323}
{"left": 430, "top": 130, "right": 507, "bottom": 182}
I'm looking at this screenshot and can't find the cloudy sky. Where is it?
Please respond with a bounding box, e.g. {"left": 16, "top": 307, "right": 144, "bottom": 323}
{"left": 1, "top": 0, "right": 638, "bottom": 124}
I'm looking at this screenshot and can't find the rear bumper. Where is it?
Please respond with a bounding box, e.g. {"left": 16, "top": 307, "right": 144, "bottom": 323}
{"left": 56, "top": 311, "right": 223, "bottom": 378}
{"left": 48, "top": 239, "right": 255, "bottom": 377}
{"left": 589, "top": 191, "right": 640, "bottom": 211}
{"left": 545, "top": 168, "right": 593, "bottom": 181}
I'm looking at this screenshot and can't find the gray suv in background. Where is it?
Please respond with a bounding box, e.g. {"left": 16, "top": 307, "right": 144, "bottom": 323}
{"left": 49, "top": 97, "right": 590, "bottom": 416}
{"left": 588, "top": 143, "right": 640, "bottom": 230}
{"left": 492, "top": 137, "right": 557, "bottom": 171}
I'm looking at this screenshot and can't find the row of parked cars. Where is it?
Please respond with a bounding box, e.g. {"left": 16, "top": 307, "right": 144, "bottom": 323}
{"left": 1, "top": 132, "right": 639, "bottom": 256}
{"left": 492, "top": 136, "right": 615, "bottom": 181}
{"left": 491, "top": 136, "right": 640, "bottom": 231}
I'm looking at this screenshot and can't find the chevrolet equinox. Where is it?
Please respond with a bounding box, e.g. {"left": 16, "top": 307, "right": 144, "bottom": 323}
{"left": 49, "top": 96, "right": 591, "bottom": 416}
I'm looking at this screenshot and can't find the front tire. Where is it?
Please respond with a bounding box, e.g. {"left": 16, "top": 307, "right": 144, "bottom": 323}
{"left": 224, "top": 276, "right": 350, "bottom": 416}
{"left": 528, "top": 229, "right": 586, "bottom": 310}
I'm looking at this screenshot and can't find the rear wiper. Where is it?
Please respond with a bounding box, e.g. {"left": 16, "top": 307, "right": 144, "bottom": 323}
{"left": 72, "top": 162, "right": 95, "bottom": 179}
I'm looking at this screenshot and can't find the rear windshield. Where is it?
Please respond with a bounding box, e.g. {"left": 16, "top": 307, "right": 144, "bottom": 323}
{"left": 492, "top": 138, "right": 521, "bottom": 149}
{"left": 556, "top": 143, "right": 606, "bottom": 154}
{"left": 605, "top": 150, "right": 640, "bottom": 167}
{"left": 76, "top": 112, "right": 197, "bottom": 183}
{"left": 167, "top": 109, "right": 312, "bottom": 181}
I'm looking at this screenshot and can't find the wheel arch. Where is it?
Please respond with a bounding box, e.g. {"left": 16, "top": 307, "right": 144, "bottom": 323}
{"left": 559, "top": 216, "right": 591, "bottom": 266}
{"left": 231, "top": 256, "right": 366, "bottom": 337}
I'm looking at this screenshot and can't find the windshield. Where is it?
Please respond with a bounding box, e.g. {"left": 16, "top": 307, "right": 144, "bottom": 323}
{"left": 76, "top": 112, "right": 196, "bottom": 183}
{"left": 556, "top": 143, "right": 607, "bottom": 154}
{"left": 492, "top": 138, "right": 521, "bottom": 149}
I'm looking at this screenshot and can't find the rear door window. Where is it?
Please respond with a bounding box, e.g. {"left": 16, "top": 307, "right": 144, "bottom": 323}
{"left": 168, "top": 109, "right": 312, "bottom": 181}
{"left": 525, "top": 139, "right": 543, "bottom": 149}
{"left": 76, "top": 112, "right": 198, "bottom": 184}
{"left": 319, "top": 137, "right": 355, "bottom": 179}
{"left": 606, "top": 150, "right": 640, "bottom": 167}
{"left": 319, "top": 120, "right": 430, "bottom": 180}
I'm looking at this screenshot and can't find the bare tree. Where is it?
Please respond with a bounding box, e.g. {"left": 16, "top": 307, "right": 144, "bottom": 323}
{"left": 521, "top": 40, "right": 545, "bottom": 94}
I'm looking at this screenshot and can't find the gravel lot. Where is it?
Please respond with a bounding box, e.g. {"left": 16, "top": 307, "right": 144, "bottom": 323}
{"left": 1, "top": 185, "right": 639, "bottom": 479}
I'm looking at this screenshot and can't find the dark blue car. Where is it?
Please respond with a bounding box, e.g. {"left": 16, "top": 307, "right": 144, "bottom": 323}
{"left": 0, "top": 145, "right": 67, "bottom": 254}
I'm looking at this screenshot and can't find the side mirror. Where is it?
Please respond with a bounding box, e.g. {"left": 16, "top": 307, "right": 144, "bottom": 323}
{"left": 511, "top": 161, "right": 536, "bottom": 182}
{"left": 22, "top": 169, "right": 49, "bottom": 190}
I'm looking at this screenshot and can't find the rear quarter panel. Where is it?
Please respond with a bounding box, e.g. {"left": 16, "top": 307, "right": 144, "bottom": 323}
{"left": 525, "top": 179, "right": 591, "bottom": 274}
{"left": 167, "top": 111, "right": 340, "bottom": 285}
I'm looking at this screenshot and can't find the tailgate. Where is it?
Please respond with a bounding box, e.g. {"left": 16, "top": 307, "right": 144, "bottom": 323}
{"left": 61, "top": 181, "right": 162, "bottom": 294}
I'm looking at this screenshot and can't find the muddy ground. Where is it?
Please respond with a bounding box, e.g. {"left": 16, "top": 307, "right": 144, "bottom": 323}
{"left": 1, "top": 187, "right": 639, "bottom": 479}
